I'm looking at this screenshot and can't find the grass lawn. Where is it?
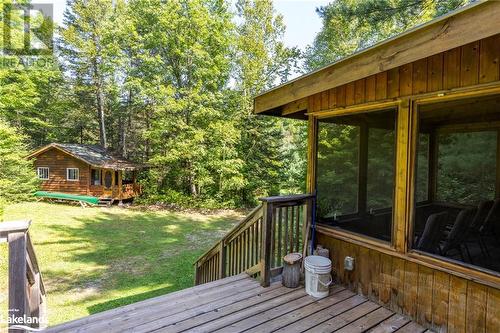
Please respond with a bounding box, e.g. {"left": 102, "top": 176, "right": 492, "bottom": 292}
{"left": 0, "top": 202, "right": 240, "bottom": 327}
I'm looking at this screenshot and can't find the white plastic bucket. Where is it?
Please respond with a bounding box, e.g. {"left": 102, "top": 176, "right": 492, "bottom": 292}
{"left": 304, "top": 255, "right": 332, "bottom": 298}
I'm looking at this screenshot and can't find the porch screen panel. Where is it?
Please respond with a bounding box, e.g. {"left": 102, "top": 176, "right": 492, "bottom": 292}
{"left": 316, "top": 122, "right": 359, "bottom": 219}
{"left": 413, "top": 94, "right": 500, "bottom": 274}
{"left": 437, "top": 132, "right": 496, "bottom": 204}
{"left": 316, "top": 109, "right": 396, "bottom": 243}
{"left": 367, "top": 127, "right": 395, "bottom": 210}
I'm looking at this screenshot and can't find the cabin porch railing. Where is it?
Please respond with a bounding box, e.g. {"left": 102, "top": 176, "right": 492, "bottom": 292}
{"left": 0, "top": 220, "right": 47, "bottom": 332}
{"left": 194, "top": 194, "right": 314, "bottom": 287}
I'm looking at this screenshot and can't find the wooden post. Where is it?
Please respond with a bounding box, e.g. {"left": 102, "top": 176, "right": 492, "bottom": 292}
{"left": 306, "top": 115, "right": 318, "bottom": 193}
{"left": 8, "top": 231, "right": 27, "bottom": 333}
{"left": 358, "top": 124, "right": 369, "bottom": 214}
{"left": 496, "top": 129, "right": 500, "bottom": 197}
{"left": 428, "top": 130, "right": 438, "bottom": 202}
{"left": 118, "top": 170, "right": 123, "bottom": 204}
{"left": 394, "top": 99, "right": 411, "bottom": 253}
{"left": 260, "top": 201, "right": 273, "bottom": 287}
{"left": 218, "top": 241, "right": 226, "bottom": 279}
{"left": 29, "top": 273, "right": 40, "bottom": 328}
{"left": 87, "top": 165, "right": 91, "bottom": 195}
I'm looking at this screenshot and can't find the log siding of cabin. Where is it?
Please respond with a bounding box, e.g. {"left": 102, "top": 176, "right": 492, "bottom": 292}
{"left": 33, "top": 148, "right": 91, "bottom": 195}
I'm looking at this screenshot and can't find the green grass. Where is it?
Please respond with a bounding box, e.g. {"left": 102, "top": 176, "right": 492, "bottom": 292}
{"left": 0, "top": 202, "right": 239, "bottom": 327}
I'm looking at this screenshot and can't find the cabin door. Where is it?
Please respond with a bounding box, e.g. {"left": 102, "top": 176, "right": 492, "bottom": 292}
{"left": 103, "top": 170, "right": 113, "bottom": 197}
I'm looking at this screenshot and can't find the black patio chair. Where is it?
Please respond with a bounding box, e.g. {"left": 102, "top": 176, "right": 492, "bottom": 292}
{"left": 440, "top": 208, "right": 476, "bottom": 262}
{"left": 416, "top": 211, "right": 448, "bottom": 254}
{"left": 466, "top": 200, "right": 493, "bottom": 260}
{"left": 481, "top": 198, "right": 500, "bottom": 236}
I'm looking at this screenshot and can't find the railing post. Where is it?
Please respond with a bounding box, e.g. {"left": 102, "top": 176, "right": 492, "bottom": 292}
{"left": 218, "top": 241, "right": 226, "bottom": 279}
{"left": 260, "top": 201, "right": 273, "bottom": 287}
{"left": 8, "top": 231, "right": 28, "bottom": 333}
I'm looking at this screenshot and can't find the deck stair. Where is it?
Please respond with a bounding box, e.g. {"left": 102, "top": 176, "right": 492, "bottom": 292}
{"left": 98, "top": 198, "right": 114, "bottom": 207}
{"left": 194, "top": 194, "right": 315, "bottom": 286}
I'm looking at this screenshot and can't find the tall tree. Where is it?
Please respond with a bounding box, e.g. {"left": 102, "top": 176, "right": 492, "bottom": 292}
{"left": 59, "top": 0, "right": 123, "bottom": 148}
{"left": 0, "top": 118, "right": 39, "bottom": 219}
{"left": 127, "top": 0, "right": 236, "bottom": 200}
{"left": 304, "top": 0, "right": 473, "bottom": 71}
{"left": 233, "top": 0, "right": 301, "bottom": 204}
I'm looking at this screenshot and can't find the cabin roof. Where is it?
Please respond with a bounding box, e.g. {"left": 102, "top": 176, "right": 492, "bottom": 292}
{"left": 28, "top": 143, "right": 146, "bottom": 170}
{"left": 253, "top": 1, "right": 500, "bottom": 116}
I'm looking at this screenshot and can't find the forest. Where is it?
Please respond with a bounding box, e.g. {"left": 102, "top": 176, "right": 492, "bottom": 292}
{"left": 0, "top": 0, "right": 474, "bottom": 213}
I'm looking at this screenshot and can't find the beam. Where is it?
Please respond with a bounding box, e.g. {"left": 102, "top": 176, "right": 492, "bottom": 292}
{"left": 281, "top": 97, "right": 308, "bottom": 116}
{"left": 254, "top": 1, "right": 500, "bottom": 114}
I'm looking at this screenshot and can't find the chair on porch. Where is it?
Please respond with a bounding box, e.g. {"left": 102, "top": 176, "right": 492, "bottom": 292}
{"left": 415, "top": 211, "right": 448, "bottom": 254}
{"left": 466, "top": 200, "right": 494, "bottom": 260}
{"left": 440, "top": 208, "right": 476, "bottom": 262}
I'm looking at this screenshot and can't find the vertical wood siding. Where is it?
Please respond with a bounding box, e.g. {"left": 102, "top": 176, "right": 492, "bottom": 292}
{"left": 317, "top": 233, "right": 499, "bottom": 333}
{"left": 307, "top": 34, "right": 500, "bottom": 113}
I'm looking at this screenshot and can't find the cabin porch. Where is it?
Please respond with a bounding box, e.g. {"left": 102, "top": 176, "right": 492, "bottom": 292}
{"left": 88, "top": 168, "right": 142, "bottom": 202}
{"left": 45, "top": 273, "right": 428, "bottom": 333}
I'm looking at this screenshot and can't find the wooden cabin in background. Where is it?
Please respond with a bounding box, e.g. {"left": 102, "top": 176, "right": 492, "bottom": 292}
{"left": 28, "top": 143, "right": 144, "bottom": 205}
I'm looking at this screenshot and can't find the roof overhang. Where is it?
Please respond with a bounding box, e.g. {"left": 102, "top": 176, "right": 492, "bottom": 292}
{"left": 27, "top": 143, "right": 147, "bottom": 171}
{"left": 254, "top": 0, "right": 500, "bottom": 116}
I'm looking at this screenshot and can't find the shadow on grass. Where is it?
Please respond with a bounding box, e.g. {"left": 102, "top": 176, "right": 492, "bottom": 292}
{"left": 44, "top": 209, "right": 237, "bottom": 314}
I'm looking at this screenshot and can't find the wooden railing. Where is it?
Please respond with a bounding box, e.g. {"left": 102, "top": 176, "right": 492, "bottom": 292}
{"left": 0, "top": 220, "right": 47, "bottom": 332}
{"left": 194, "top": 194, "right": 314, "bottom": 287}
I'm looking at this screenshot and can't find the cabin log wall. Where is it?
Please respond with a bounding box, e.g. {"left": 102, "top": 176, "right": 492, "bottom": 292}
{"left": 34, "top": 148, "right": 90, "bottom": 195}
{"left": 308, "top": 33, "right": 500, "bottom": 333}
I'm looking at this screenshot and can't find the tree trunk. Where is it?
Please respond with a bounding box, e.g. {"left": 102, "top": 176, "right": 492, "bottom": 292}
{"left": 95, "top": 79, "right": 107, "bottom": 148}
{"left": 91, "top": 31, "right": 107, "bottom": 148}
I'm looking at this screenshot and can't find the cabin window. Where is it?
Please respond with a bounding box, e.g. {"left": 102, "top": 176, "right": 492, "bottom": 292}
{"left": 66, "top": 168, "right": 79, "bottom": 181}
{"left": 91, "top": 169, "right": 101, "bottom": 185}
{"left": 316, "top": 108, "right": 397, "bottom": 242}
{"left": 412, "top": 94, "right": 500, "bottom": 274}
{"left": 37, "top": 167, "right": 49, "bottom": 180}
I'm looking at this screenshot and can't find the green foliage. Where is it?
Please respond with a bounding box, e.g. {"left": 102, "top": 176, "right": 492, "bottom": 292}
{"left": 304, "top": 0, "right": 473, "bottom": 71}
{"left": 0, "top": 118, "right": 39, "bottom": 219}
{"left": 436, "top": 132, "right": 496, "bottom": 204}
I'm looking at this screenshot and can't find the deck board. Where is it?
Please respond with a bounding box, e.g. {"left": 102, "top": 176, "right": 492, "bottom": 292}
{"left": 46, "top": 274, "right": 432, "bottom": 333}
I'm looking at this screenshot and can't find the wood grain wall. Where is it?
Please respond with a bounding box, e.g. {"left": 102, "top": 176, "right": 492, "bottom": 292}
{"left": 308, "top": 33, "right": 500, "bottom": 333}
{"left": 34, "top": 148, "right": 90, "bottom": 195}
{"left": 308, "top": 34, "right": 500, "bottom": 113}
{"left": 317, "top": 233, "right": 499, "bottom": 333}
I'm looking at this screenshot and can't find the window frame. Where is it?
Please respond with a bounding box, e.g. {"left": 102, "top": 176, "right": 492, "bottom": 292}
{"left": 66, "top": 168, "right": 80, "bottom": 182}
{"left": 313, "top": 100, "right": 401, "bottom": 249}
{"left": 407, "top": 88, "right": 500, "bottom": 283}
{"left": 309, "top": 85, "right": 500, "bottom": 288}
{"left": 37, "top": 167, "right": 49, "bottom": 180}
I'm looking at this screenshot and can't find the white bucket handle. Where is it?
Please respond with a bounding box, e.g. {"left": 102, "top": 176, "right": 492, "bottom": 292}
{"left": 318, "top": 275, "right": 332, "bottom": 287}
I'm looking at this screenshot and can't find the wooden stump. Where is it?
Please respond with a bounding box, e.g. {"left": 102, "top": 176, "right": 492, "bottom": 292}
{"left": 282, "top": 253, "right": 302, "bottom": 288}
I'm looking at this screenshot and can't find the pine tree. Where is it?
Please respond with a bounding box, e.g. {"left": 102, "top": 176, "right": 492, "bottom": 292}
{"left": 0, "top": 118, "right": 39, "bottom": 219}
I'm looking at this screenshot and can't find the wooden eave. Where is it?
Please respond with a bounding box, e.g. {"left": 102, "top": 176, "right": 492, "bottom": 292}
{"left": 253, "top": 0, "right": 500, "bottom": 116}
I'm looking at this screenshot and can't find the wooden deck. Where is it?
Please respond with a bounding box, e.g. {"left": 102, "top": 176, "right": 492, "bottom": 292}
{"left": 45, "top": 274, "right": 430, "bottom": 333}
